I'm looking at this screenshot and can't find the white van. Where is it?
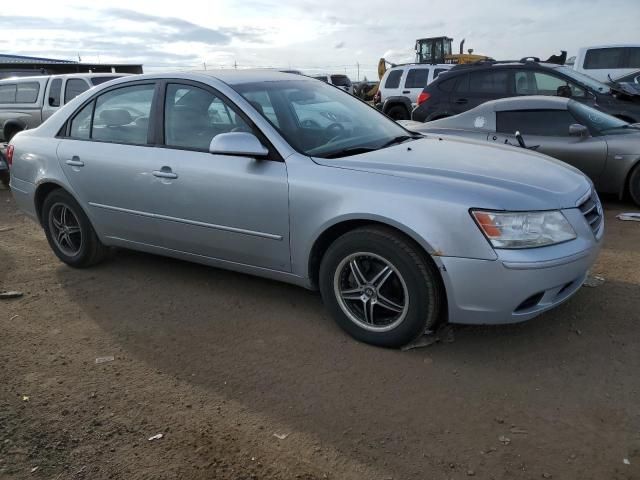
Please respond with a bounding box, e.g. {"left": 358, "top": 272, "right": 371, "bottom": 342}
{"left": 572, "top": 44, "right": 640, "bottom": 82}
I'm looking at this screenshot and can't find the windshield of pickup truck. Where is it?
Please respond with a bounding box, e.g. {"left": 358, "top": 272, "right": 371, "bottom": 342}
{"left": 233, "top": 79, "right": 417, "bottom": 158}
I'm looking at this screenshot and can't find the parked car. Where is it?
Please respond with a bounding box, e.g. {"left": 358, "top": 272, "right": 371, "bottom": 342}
{"left": 353, "top": 80, "right": 379, "bottom": 101}
{"left": 311, "top": 74, "right": 354, "bottom": 94}
{"left": 0, "top": 73, "right": 127, "bottom": 141}
{"left": 571, "top": 44, "right": 640, "bottom": 83}
{"left": 411, "top": 60, "right": 640, "bottom": 124}
{"left": 375, "top": 63, "right": 453, "bottom": 120}
{"left": 608, "top": 69, "right": 640, "bottom": 96}
{"left": 8, "top": 71, "right": 603, "bottom": 347}
{"left": 403, "top": 96, "right": 640, "bottom": 205}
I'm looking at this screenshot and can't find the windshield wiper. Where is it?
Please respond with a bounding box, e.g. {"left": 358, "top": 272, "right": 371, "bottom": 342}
{"left": 322, "top": 146, "right": 378, "bottom": 159}
{"left": 378, "top": 135, "right": 420, "bottom": 149}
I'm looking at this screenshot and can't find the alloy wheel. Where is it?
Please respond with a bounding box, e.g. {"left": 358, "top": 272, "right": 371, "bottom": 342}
{"left": 49, "top": 202, "right": 83, "bottom": 257}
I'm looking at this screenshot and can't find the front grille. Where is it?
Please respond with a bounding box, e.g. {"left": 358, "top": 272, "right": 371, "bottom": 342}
{"left": 578, "top": 190, "right": 603, "bottom": 235}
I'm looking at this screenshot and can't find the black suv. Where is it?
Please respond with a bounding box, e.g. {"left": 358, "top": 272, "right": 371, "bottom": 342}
{"left": 412, "top": 60, "right": 640, "bottom": 123}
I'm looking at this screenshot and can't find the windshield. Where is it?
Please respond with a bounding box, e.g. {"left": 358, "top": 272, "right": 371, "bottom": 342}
{"left": 553, "top": 66, "right": 611, "bottom": 93}
{"left": 568, "top": 100, "right": 630, "bottom": 133}
{"left": 232, "top": 79, "right": 414, "bottom": 158}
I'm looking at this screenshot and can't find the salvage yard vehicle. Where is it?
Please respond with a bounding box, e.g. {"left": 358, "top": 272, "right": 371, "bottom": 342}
{"left": 0, "top": 73, "right": 127, "bottom": 141}
{"left": 311, "top": 74, "right": 354, "bottom": 94}
{"left": 8, "top": 71, "right": 603, "bottom": 348}
{"left": 571, "top": 44, "right": 640, "bottom": 83}
{"left": 412, "top": 59, "right": 640, "bottom": 124}
{"left": 403, "top": 96, "right": 640, "bottom": 206}
{"left": 375, "top": 64, "right": 453, "bottom": 120}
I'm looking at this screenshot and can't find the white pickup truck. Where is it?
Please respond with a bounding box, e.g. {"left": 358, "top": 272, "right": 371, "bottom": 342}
{"left": 0, "top": 73, "right": 126, "bottom": 141}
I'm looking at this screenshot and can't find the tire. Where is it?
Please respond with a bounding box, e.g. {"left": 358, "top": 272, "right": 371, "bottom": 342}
{"left": 629, "top": 163, "right": 640, "bottom": 207}
{"left": 42, "top": 189, "right": 108, "bottom": 268}
{"left": 386, "top": 105, "right": 409, "bottom": 121}
{"left": 4, "top": 126, "right": 22, "bottom": 143}
{"left": 319, "top": 226, "right": 442, "bottom": 348}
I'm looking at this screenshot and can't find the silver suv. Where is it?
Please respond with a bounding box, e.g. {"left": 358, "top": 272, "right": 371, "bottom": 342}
{"left": 375, "top": 64, "right": 453, "bottom": 120}
{"left": 0, "top": 73, "right": 126, "bottom": 141}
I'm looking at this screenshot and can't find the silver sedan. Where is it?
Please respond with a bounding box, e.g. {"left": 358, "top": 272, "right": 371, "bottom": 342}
{"left": 403, "top": 96, "right": 640, "bottom": 205}
{"left": 8, "top": 72, "right": 603, "bottom": 347}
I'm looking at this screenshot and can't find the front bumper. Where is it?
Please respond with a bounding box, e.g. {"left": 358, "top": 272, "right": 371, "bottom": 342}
{"left": 438, "top": 206, "right": 603, "bottom": 325}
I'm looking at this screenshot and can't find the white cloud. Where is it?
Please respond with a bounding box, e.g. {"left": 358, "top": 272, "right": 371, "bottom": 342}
{"left": 1, "top": 0, "right": 639, "bottom": 80}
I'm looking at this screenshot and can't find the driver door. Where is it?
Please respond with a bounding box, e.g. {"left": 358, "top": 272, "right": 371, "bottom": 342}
{"left": 489, "top": 109, "right": 607, "bottom": 181}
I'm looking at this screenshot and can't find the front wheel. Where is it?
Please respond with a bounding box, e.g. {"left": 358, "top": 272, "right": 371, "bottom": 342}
{"left": 629, "top": 163, "right": 640, "bottom": 206}
{"left": 42, "top": 189, "right": 108, "bottom": 268}
{"left": 319, "top": 226, "right": 442, "bottom": 348}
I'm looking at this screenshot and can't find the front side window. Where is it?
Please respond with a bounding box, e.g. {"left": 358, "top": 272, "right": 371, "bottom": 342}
{"left": 49, "top": 79, "right": 62, "bottom": 107}
{"left": 468, "top": 71, "right": 509, "bottom": 94}
{"left": 405, "top": 69, "right": 429, "bottom": 89}
{"left": 64, "top": 79, "right": 90, "bottom": 104}
{"left": 0, "top": 84, "right": 17, "bottom": 103}
{"left": 164, "top": 83, "right": 251, "bottom": 150}
{"left": 568, "top": 100, "right": 629, "bottom": 135}
{"left": 496, "top": 109, "right": 578, "bottom": 136}
{"left": 92, "top": 84, "right": 154, "bottom": 144}
{"left": 16, "top": 82, "right": 40, "bottom": 103}
{"left": 69, "top": 101, "right": 93, "bottom": 139}
{"left": 626, "top": 48, "right": 640, "bottom": 69}
{"left": 515, "top": 71, "right": 585, "bottom": 97}
{"left": 384, "top": 70, "right": 402, "bottom": 89}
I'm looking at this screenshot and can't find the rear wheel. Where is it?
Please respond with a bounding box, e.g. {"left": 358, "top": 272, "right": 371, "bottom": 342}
{"left": 629, "top": 163, "right": 640, "bottom": 206}
{"left": 42, "top": 190, "right": 108, "bottom": 268}
{"left": 319, "top": 226, "right": 442, "bottom": 348}
{"left": 386, "top": 105, "right": 409, "bottom": 121}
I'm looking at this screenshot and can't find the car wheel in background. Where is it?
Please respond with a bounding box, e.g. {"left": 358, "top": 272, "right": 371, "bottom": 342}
{"left": 42, "top": 189, "right": 108, "bottom": 268}
{"left": 629, "top": 163, "right": 640, "bottom": 206}
{"left": 386, "top": 105, "right": 409, "bottom": 121}
{"left": 319, "top": 226, "right": 442, "bottom": 348}
{"left": 0, "top": 170, "right": 8, "bottom": 188}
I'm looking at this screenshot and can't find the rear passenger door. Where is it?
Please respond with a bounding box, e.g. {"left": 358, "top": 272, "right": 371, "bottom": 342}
{"left": 403, "top": 68, "right": 429, "bottom": 106}
{"left": 57, "top": 82, "right": 162, "bottom": 246}
{"left": 451, "top": 70, "right": 511, "bottom": 115}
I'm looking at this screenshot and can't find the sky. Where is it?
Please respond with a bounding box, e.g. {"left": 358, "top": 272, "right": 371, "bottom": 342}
{"left": 1, "top": 0, "right": 639, "bottom": 80}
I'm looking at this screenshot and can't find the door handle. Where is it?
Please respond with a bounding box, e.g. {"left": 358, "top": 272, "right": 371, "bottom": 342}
{"left": 455, "top": 98, "right": 468, "bottom": 105}
{"left": 152, "top": 168, "right": 178, "bottom": 179}
{"left": 402, "top": 90, "right": 410, "bottom": 94}
{"left": 66, "top": 156, "right": 84, "bottom": 167}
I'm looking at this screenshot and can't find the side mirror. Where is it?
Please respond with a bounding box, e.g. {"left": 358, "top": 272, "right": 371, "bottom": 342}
{"left": 557, "top": 85, "right": 572, "bottom": 98}
{"left": 569, "top": 124, "right": 589, "bottom": 138}
{"left": 209, "top": 132, "right": 269, "bottom": 158}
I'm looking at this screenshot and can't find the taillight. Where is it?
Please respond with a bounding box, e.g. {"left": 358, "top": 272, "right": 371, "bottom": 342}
{"left": 417, "top": 92, "right": 431, "bottom": 105}
{"left": 5, "top": 145, "right": 14, "bottom": 167}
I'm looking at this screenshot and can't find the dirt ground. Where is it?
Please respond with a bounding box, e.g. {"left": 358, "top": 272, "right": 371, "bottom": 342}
{"left": 1, "top": 184, "right": 639, "bottom": 480}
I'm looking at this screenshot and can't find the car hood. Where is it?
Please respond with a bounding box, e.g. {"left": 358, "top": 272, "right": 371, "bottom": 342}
{"left": 314, "top": 136, "right": 591, "bottom": 210}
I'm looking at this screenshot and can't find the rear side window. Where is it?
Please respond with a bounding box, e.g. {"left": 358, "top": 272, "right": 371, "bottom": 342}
{"left": 496, "top": 110, "right": 578, "bottom": 136}
{"left": 438, "top": 76, "right": 457, "bottom": 92}
{"left": 468, "top": 71, "right": 509, "bottom": 94}
{"left": 433, "top": 68, "right": 449, "bottom": 79}
{"left": 405, "top": 69, "right": 429, "bottom": 88}
{"left": 64, "top": 79, "right": 90, "bottom": 104}
{"left": 16, "top": 82, "right": 40, "bottom": 103}
{"left": 92, "top": 84, "right": 155, "bottom": 145}
{"left": 49, "top": 79, "right": 62, "bottom": 107}
{"left": 454, "top": 74, "right": 470, "bottom": 93}
{"left": 0, "top": 84, "right": 17, "bottom": 103}
{"left": 384, "top": 70, "right": 403, "bottom": 89}
{"left": 330, "top": 75, "right": 352, "bottom": 87}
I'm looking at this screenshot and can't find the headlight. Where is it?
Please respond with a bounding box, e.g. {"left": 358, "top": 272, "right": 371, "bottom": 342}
{"left": 471, "top": 210, "right": 576, "bottom": 249}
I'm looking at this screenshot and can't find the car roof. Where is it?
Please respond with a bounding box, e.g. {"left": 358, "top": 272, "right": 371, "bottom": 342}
{"left": 489, "top": 95, "right": 570, "bottom": 110}
{"left": 0, "top": 72, "right": 128, "bottom": 83}
{"left": 184, "top": 69, "right": 313, "bottom": 85}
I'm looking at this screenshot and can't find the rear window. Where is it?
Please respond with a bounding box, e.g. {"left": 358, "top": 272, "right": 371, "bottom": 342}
{"left": 330, "top": 75, "right": 352, "bottom": 87}
{"left": 16, "top": 82, "right": 40, "bottom": 103}
{"left": 0, "top": 84, "right": 17, "bottom": 103}
{"left": 584, "top": 47, "right": 640, "bottom": 69}
{"left": 405, "top": 69, "right": 429, "bottom": 88}
{"left": 90, "top": 76, "right": 121, "bottom": 86}
{"left": 384, "top": 70, "right": 403, "bottom": 89}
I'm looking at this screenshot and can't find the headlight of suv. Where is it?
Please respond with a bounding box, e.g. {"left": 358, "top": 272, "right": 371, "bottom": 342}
{"left": 471, "top": 210, "right": 577, "bottom": 249}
